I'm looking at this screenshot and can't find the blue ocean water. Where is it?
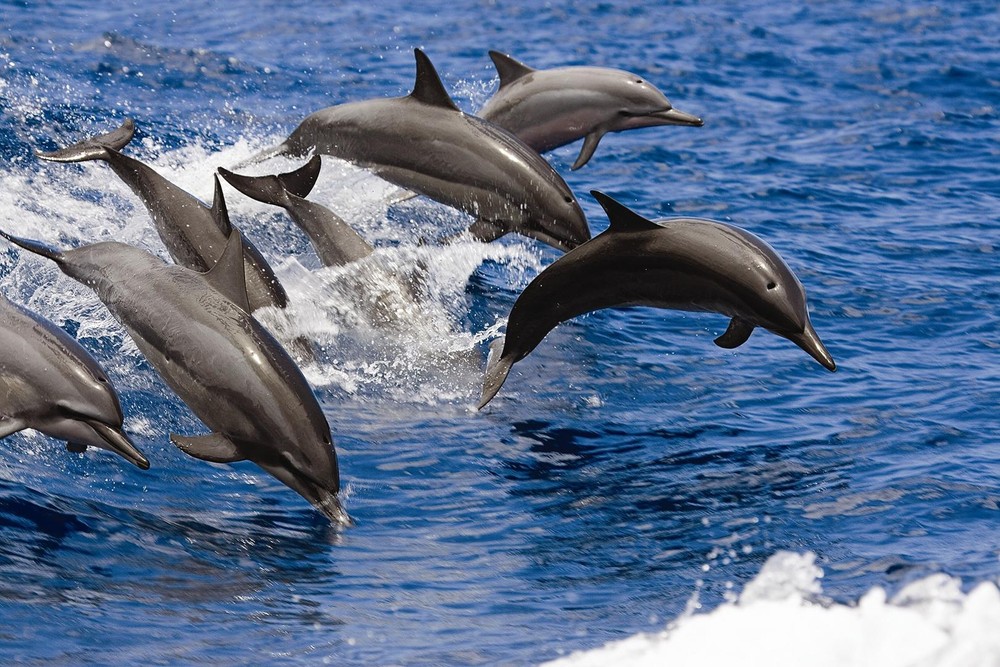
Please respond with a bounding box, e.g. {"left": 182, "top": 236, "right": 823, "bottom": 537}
{"left": 1, "top": 0, "right": 998, "bottom": 664}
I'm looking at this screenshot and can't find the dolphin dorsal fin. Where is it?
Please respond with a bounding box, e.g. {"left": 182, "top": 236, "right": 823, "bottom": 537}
{"left": 410, "top": 49, "right": 460, "bottom": 111}
{"left": 209, "top": 174, "right": 233, "bottom": 236}
{"left": 203, "top": 227, "right": 251, "bottom": 313}
{"left": 488, "top": 51, "right": 535, "bottom": 88}
{"left": 591, "top": 191, "right": 662, "bottom": 233}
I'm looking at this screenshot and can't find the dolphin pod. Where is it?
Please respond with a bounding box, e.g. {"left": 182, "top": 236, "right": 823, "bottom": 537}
{"left": 0, "top": 292, "right": 149, "bottom": 469}
{"left": 245, "top": 49, "right": 591, "bottom": 253}
{"left": 479, "top": 51, "right": 704, "bottom": 170}
{"left": 0, "top": 227, "right": 348, "bottom": 525}
{"left": 478, "top": 191, "right": 836, "bottom": 409}
{"left": 0, "top": 48, "right": 838, "bottom": 526}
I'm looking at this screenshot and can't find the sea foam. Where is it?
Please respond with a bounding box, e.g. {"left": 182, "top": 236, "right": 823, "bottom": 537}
{"left": 544, "top": 551, "right": 1000, "bottom": 667}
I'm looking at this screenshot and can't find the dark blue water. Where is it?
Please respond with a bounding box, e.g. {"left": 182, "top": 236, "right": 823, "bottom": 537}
{"left": 1, "top": 1, "right": 998, "bottom": 664}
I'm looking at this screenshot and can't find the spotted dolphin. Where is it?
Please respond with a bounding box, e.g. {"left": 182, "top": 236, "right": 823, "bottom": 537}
{"left": 244, "top": 49, "right": 591, "bottom": 252}
{"left": 0, "top": 228, "right": 347, "bottom": 525}
{"left": 479, "top": 51, "right": 704, "bottom": 170}
{"left": 478, "top": 191, "right": 836, "bottom": 408}
{"left": 35, "top": 119, "right": 290, "bottom": 313}
{"left": 0, "top": 292, "right": 149, "bottom": 469}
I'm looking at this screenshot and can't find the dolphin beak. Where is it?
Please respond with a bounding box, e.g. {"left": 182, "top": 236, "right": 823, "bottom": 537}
{"left": 786, "top": 321, "right": 837, "bottom": 372}
{"left": 85, "top": 419, "right": 151, "bottom": 470}
{"left": 646, "top": 107, "right": 704, "bottom": 127}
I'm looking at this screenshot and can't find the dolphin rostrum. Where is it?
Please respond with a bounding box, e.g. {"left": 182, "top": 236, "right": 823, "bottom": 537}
{"left": 0, "top": 292, "right": 148, "bottom": 468}
{"left": 0, "top": 228, "right": 347, "bottom": 525}
{"left": 35, "top": 119, "right": 290, "bottom": 313}
{"left": 478, "top": 191, "right": 836, "bottom": 408}
{"left": 479, "top": 51, "right": 704, "bottom": 170}
{"left": 245, "top": 49, "right": 591, "bottom": 252}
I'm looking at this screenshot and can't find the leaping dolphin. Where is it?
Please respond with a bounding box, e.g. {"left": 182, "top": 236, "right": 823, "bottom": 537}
{"left": 243, "top": 49, "right": 591, "bottom": 252}
{"left": 479, "top": 51, "right": 704, "bottom": 170}
{"left": 478, "top": 191, "right": 836, "bottom": 408}
{"left": 0, "top": 227, "right": 347, "bottom": 525}
{"left": 0, "top": 292, "right": 148, "bottom": 469}
{"left": 35, "top": 119, "right": 290, "bottom": 313}
{"left": 218, "top": 156, "right": 374, "bottom": 268}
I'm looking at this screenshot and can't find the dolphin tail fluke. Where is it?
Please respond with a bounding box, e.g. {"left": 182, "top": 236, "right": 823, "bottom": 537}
{"left": 218, "top": 155, "right": 321, "bottom": 208}
{"left": 0, "top": 229, "right": 66, "bottom": 264}
{"left": 478, "top": 338, "right": 514, "bottom": 409}
{"left": 35, "top": 118, "right": 136, "bottom": 163}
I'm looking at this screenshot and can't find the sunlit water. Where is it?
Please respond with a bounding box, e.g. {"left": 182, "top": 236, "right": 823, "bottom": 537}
{"left": 1, "top": 1, "right": 999, "bottom": 664}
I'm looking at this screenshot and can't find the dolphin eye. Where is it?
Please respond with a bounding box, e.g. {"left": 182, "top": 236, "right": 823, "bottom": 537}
{"left": 767, "top": 281, "right": 777, "bottom": 290}
{"left": 635, "top": 78, "right": 643, "bottom": 84}
{"left": 98, "top": 376, "right": 109, "bottom": 384}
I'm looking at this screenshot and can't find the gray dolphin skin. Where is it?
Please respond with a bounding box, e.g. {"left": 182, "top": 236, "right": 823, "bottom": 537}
{"left": 246, "top": 49, "right": 591, "bottom": 252}
{"left": 478, "top": 191, "right": 836, "bottom": 408}
{"left": 0, "top": 292, "right": 149, "bottom": 469}
{"left": 479, "top": 51, "right": 704, "bottom": 170}
{"left": 0, "top": 228, "right": 348, "bottom": 525}
{"left": 218, "top": 156, "right": 374, "bottom": 268}
{"left": 35, "top": 119, "right": 290, "bottom": 313}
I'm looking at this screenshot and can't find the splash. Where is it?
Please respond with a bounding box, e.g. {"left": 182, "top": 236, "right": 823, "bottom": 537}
{"left": 543, "top": 551, "right": 1000, "bottom": 667}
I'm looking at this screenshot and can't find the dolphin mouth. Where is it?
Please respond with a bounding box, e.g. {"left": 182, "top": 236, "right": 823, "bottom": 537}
{"left": 785, "top": 322, "right": 837, "bottom": 372}
{"left": 263, "top": 462, "right": 354, "bottom": 527}
{"left": 526, "top": 227, "right": 588, "bottom": 253}
{"left": 637, "top": 107, "right": 705, "bottom": 127}
{"left": 84, "top": 419, "right": 150, "bottom": 470}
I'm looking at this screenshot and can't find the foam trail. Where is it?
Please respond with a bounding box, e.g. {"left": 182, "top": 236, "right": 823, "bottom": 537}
{"left": 543, "top": 551, "right": 1000, "bottom": 667}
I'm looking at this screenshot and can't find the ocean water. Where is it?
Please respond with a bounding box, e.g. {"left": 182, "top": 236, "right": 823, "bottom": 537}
{"left": 1, "top": 1, "right": 999, "bottom": 664}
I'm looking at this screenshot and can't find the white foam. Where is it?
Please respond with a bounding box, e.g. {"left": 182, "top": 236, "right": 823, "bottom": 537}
{"left": 543, "top": 551, "right": 1000, "bottom": 667}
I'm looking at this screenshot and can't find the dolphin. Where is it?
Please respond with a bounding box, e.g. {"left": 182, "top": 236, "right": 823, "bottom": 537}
{"left": 0, "top": 227, "right": 348, "bottom": 525}
{"left": 478, "top": 191, "right": 836, "bottom": 408}
{"left": 219, "top": 157, "right": 425, "bottom": 327}
{"left": 244, "top": 49, "right": 591, "bottom": 252}
{"left": 218, "top": 156, "right": 374, "bottom": 268}
{"left": 0, "top": 292, "right": 148, "bottom": 469}
{"left": 479, "top": 51, "right": 704, "bottom": 170}
{"left": 35, "top": 119, "right": 290, "bottom": 313}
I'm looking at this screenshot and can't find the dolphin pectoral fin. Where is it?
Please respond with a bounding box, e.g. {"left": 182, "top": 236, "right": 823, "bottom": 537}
{"left": 478, "top": 338, "right": 514, "bottom": 409}
{"left": 66, "top": 442, "right": 88, "bottom": 454}
{"left": 467, "top": 219, "right": 508, "bottom": 243}
{"left": 714, "top": 317, "right": 755, "bottom": 349}
{"left": 203, "top": 227, "right": 252, "bottom": 313}
{"left": 571, "top": 131, "right": 605, "bottom": 170}
{"left": 170, "top": 433, "right": 245, "bottom": 463}
{"left": 35, "top": 118, "right": 136, "bottom": 162}
{"left": 0, "top": 417, "right": 27, "bottom": 439}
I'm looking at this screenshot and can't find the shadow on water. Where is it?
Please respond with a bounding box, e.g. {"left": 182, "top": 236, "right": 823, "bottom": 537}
{"left": 0, "top": 480, "right": 345, "bottom": 609}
